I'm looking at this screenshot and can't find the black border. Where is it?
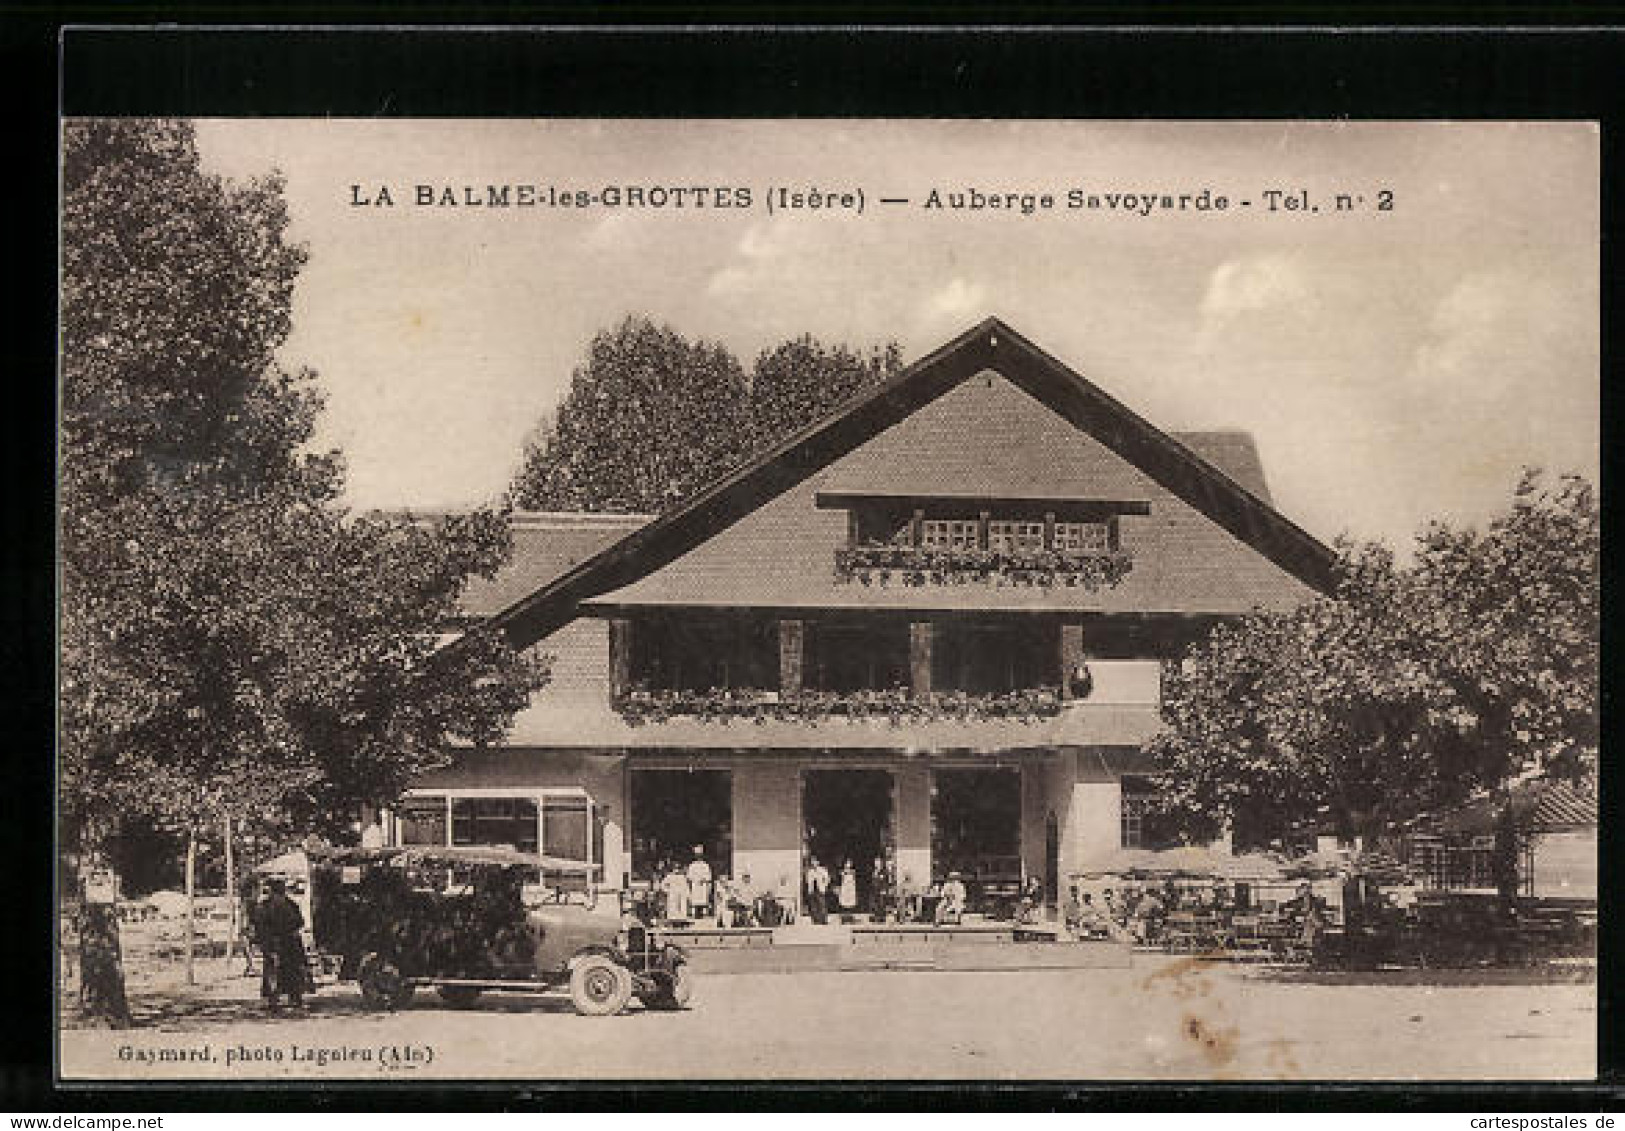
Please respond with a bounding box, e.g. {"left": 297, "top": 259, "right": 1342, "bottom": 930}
{"left": 6, "top": 19, "right": 1620, "bottom": 1112}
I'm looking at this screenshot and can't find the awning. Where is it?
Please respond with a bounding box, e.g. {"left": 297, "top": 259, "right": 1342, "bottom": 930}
{"left": 1072, "top": 845, "right": 1284, "bottom": 880}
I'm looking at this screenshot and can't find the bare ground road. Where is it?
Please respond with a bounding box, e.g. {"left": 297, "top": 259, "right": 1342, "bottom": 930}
{"left": 60, "top": 955, "right": 1595, "bottom": 1082}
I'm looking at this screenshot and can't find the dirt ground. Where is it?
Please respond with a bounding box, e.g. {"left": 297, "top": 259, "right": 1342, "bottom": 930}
{"left": 59, "top": 954, "right": 1595, "bottom": 1082}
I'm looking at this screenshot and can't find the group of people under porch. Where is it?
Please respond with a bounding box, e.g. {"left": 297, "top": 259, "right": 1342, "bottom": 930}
{"left": 799, "top": 853, "right": 968, "bottom": 925}
{"left": 647, "top": 845, "right": 980, "bottom": 928}
{"left": 649, "top": 846, "right": 798, "bottom": 928}
{"left": 1063, "top": 877, "right": 1329, "bottom": 949}
{"left": 802, "top": 852, "right": 973, "bottom": 926}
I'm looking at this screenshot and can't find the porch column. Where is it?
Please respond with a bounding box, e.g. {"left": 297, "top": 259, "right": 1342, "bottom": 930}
{"left": 1067, "top": 779, "right": 1123, "bottom": 875}
{"left": 909, "top": 621, "right": 934, "bottom": 697}
{"left": 779, "top": 619, "right": 805, "bottom": 698}
{"left": 732, "top": 762, "right": 802, "bottom": 915}
{"left": 609, "top": 617, "right": 633, "bottom": 700}
{"left": 894, "top": 765, "right": 932, "bottom": 890}
{"left": 1060, "top": 621, "right": 1087, "bottom": 700}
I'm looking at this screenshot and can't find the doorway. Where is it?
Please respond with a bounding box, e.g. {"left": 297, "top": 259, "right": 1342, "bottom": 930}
{"left": 628, "top": 769, "right": 732, "bottom": 880}
{"left": 802, "top": 769, "right": 894, "bottom": 914}
{"left": 931, "top": 767, "right": 1022, "bottom": 888}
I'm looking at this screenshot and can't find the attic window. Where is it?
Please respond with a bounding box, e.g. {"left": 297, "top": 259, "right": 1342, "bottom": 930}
{"left": 1055, "top": 521, "right": 1110, "bottom": 553}
{"left": 921, "top": 519, "right": 980, "bottom": 550}
{"left": 988, "top": 520, "right": 1045, "bottom": 553}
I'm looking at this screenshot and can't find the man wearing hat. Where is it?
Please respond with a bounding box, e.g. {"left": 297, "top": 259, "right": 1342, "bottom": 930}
{"left": 251, "top": 878, "right": 312, "bottom": 1010}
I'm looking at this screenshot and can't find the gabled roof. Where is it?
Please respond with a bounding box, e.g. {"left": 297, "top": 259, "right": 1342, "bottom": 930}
{"left": 480, "top": 317, "right": 1336, "bottom": 650}
{"left": 448, "top": 433, "right": 1268, "bottom": 621}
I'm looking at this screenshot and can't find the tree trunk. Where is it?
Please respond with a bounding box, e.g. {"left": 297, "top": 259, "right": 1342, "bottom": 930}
{"left": 184, "top": 829, "right": 197, "bottom": 986}
{"left": 1493, "top": 793, "right": 1521, "bottom": 914}
{"left": 223, "top": 812, "right": 237, "bottom": 966}
{"left": 74, "top": 844, "right": 131, "bottom": 1028}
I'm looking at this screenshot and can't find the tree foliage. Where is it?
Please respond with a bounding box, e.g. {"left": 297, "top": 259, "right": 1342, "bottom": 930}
{"left": 61, "top": 119, "right": 546, "bottom": 1023}
{"left": 1147, "top": 471, "right": 1598, "bottom": 849}
{"left": 747, "top": 335, "right": 902, "bottom": 452}
{"left": 510, "top": 319, "right": 901, "bottom": 513}
{"left": 510, "top": 318, "right": 750, "bottom": 513}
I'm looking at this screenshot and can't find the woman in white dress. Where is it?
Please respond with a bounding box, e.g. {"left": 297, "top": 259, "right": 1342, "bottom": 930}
{"left": 837, "top": 859, "right": 859, "bottom": 915}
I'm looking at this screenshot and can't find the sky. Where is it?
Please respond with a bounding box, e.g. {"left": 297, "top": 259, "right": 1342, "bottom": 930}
{"left": 193, "top": 120, "right": 1599, "bottom": 549}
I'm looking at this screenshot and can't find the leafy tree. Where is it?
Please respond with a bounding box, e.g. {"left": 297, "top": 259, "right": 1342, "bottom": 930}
{"left": 1147, "top": 471, "right": 1598, "bottom": 854}
{"left": 748, "top": 336, "right": 902, "bottom": 452}
{"left": 510, "top": 317, "right": 750, "bottom": 513}
{"left": 61, "top": 119, "right": 545, "bottom": 1026}
{"left": 510, "top": 322, "right": 902, "bottom": 513}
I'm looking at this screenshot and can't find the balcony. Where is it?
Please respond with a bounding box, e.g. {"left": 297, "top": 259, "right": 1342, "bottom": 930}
{"left": 594, "top": 611, "right": 1164, "bottom": 746}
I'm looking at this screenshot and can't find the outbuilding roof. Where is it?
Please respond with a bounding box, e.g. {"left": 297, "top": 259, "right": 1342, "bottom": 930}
{"left": 458, "top": 512, "right": 652, "bottom": 618}
{"left": 1419, "top": 779, "right": 1598, "bottom": 837}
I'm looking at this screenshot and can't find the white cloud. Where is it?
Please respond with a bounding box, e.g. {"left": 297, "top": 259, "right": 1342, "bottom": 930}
{"left": 704, "top": 221, "right": 820, "bottom": 298}
{"left": 922, "top": 277, "right": 989, "bottom": 322}
{"left": 1412, "top": 270, "right": 1565, "bottom": 386}
{"left": 1198, "top": 254, "right": 1313, "bottom": 324}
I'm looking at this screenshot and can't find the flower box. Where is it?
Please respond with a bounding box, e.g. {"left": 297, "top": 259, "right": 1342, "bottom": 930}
{"left": 832, "top": 544, "right": 1133, "bottom": 590}
{"left": 611, "top": 686, "right": 1064, "bottom": 726}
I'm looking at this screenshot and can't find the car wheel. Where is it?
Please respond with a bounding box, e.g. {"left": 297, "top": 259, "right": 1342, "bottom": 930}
{"left": 358, "top": 953, "right": 414, "bottom": 1011}
{"left": 568, "top": 954, "right": 633, "bottom": 1017}
{"left": 437, "top": 984, "right": 482, "bottom": 1008}
{"left": 644, "top": 965, "right": 693, "bottom": 1011}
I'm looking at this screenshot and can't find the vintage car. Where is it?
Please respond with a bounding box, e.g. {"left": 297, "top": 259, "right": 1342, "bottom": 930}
{"left": 299, "top": 845, "right": 690, "bottom": 1016}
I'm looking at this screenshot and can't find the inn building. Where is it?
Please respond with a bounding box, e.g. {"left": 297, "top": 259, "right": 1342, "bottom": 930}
{"left": 382, "top": 318, "right": 1336, "bottom": 914}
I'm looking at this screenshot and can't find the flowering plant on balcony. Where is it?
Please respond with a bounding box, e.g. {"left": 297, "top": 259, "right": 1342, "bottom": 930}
{"left": 614, "top": 685, "right": 1064, "bottom": 726}
{"left": 832, "top": 543, "right": 1133, "bottom": 589}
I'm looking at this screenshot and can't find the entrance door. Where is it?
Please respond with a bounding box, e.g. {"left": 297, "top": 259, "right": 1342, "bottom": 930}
{"left": 802, "top": 769, "right": 894, "bottom": 912}
{"left": 931, "top": 767, "right": 1022, "bottom": 910}
{"left": 628, "top": 769, "right": 732, "bottom": 880}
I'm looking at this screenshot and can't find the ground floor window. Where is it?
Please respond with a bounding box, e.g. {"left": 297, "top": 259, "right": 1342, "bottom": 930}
{"left": 398, "top": 796, "right": 448, "bottom": 846}
{"left": 396, "top": 793, "right": 596, "bottom": 865}
{"left": 1120, "top": 775, "right": 1178, "bottom": 850}
{"left": 542, "top": 794, "right": 593, "bottom": 862}
{"left": 930, "top": 767, "right": 1022, "bottom": 892}
{"left": 450, "top": 797, "right": 539, "bottom": 854}
{"left": 628, "top": 769, "right": 732, "bottom": 880}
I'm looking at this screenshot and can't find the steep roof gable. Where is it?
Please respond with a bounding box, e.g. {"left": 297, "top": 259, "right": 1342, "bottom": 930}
{"left": 482, "top": 317, "right": 1335, "bottom": 648}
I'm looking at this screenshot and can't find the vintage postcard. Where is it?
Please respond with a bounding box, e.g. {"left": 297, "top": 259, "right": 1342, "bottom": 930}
{"left": 58, "top": 116, "right": 1598, "bottom": 1083}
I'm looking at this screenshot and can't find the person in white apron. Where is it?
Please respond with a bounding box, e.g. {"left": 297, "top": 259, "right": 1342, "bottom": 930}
{"left": 838, "top": 859, "right": 859, "bottom": 916}
{"left": 685, "top": 845, "right": 714, "bottom": 921}
{"left": 662, "top": 862, "right": 691, "bottom": 923}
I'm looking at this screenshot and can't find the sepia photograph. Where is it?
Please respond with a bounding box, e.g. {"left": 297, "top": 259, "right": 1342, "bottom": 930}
{"left": 57, "top": 117, "right": 1599, "bottom": 1083}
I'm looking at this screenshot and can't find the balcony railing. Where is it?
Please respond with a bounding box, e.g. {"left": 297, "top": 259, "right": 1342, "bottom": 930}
{"left": 612, "top": 686, "right": 1064, "bottom": 726}
{"left": 833, "top": 543, "right": 1133, "bottom": 590}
